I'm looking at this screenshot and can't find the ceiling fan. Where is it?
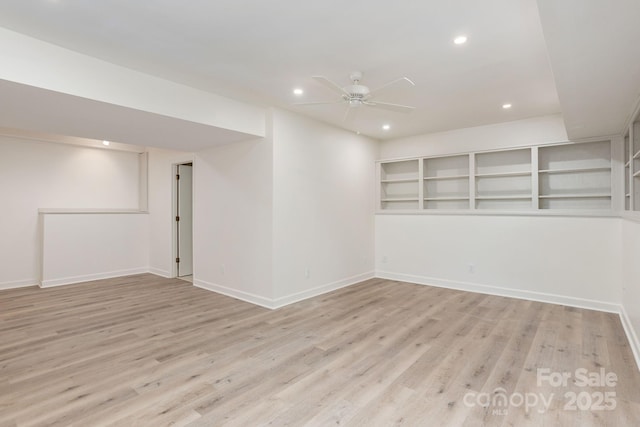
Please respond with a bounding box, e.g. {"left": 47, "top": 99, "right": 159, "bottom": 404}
{"left": 296, "top": 71, "right": 416, "bottom": 120}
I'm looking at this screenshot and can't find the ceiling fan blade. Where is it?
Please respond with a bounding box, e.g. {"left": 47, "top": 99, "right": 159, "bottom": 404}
{"left": 312, "top": 76, "right": 350, "bottom": 96}
{"left": 363, "top": 100, "right": 415, "bottom": 113}
{"left": 368, "top": 77, "right": 415, "bottom": 96}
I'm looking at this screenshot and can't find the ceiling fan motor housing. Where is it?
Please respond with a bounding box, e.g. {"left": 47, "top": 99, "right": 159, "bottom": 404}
{"left": 343, "top": 84, "right": 370, "bottom": 103}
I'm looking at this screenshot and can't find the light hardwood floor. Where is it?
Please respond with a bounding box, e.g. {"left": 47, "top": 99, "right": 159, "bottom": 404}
{"left": 1, "top": 274, "right": 639, "bottom": 426}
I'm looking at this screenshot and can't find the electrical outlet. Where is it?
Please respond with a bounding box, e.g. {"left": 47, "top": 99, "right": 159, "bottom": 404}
{"left": 221, "top": 264, "right": 226, "bottom": 275}
{"left": 305, "top": 268, "right": 310, "bottom": 278}
{"left": 382, "top": 256, "right": 388, "bottom": 263}
{"left": 468, "top": 264, "right": 475, "bottom": 274}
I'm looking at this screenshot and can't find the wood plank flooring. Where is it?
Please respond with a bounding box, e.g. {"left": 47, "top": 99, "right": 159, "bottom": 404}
{"left": 1, "top": 274, "right": 639, "bottom": 426}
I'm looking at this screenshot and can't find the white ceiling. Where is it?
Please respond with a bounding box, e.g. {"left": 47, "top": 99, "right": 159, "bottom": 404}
{"left": 536, "top": 0, "right": 640, "bottom": 140}
{"left": 0, "top": 80, "right": 256, "bottom": 151}
{"left": 0, "top": 0, "right": 638, "bottom": 144}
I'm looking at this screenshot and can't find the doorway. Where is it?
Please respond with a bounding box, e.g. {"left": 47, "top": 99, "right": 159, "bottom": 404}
{"left": 175, "top": 163, "right": 193, "bottom": 278}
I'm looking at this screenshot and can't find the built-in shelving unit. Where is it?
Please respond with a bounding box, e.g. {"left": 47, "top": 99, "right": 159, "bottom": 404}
{"left": 378, "top": 140, "right": 613, "bottom": 213}
{"left": 423, "top": 155, "right": 469, "bottom": 209}
{"left": 538, "top": 141, "right": 611, "bottom": 210}
{"left": 475, "top": 148, "right": 532, "bottom": 210}
{"left": 379, "top": 159, "right": 420, "bottom": 210}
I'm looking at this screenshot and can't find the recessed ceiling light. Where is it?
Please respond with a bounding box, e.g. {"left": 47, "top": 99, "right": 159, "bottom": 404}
{"left": 502, "top": 103, "right": 512, "bottom": 109}
{"left": 102, "top": 140, "right": 110, "bottom": 146}
{"left": 382, "top": 124, "right": 391, "bottom": 131}
{"left": 454, "top": 35, "right": 468, "bottom": 45}
{"left": 293, "top": 88, "right": 304, "bottom": 96}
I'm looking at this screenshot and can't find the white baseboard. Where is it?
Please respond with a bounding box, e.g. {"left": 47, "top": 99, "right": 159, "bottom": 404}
{"left": 0, "top": 279, "right": 37, "bottom": 290}
{"left": 194, "top": 271, "right": 376, "bottom": 310}
{"left": 40, "top": 267, "right": 149, "bottom": 288}
{"left": 375, "top": 271, "right": 621, "bottom": 313}
{"left": 619, "top": 304, "right": 640, "bottom": 371}
{"left": 148, "top": 267, "right": 171, "bottom": 278}
{"left": 271, "top": 271, "right": 375, "bottom": 309}
{"left": 193, "top": 279, "right": 275, "bottom": 309}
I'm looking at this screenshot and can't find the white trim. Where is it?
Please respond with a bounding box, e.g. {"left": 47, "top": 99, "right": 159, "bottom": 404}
{"left": 40, "top": 267, "right": 148, "bottom": 287}
{"left": 619, "top": 304, "right": 640, "bottom": 372}
{"left": 149, "top": 267, "right": 171, "bottom": 278}
{"left": 0, "top": 279, "right": 36, "bottom": 290}
{"left": 622, "top": 212, "right": 640, "bottom": 224}
{"left": 194, "top": 271, "right": 375, "bottom": 310}
{"left": 38, "top": 208, "right": 148, "bottom": 214}
{"left": 193, "top": 279, "right": 275, "bottom": 309}
{"left": 271, "top": 271, "right": 376, "bottom": 309}
{"left": 375, "top": 271, "right": 620, "bottom": 313}
{"left": 375, "top": 210, "right": 618, "bottom": 218}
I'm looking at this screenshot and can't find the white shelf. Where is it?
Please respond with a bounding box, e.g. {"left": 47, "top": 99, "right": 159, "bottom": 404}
{"left": 423, "top": 174, "right": 469, "bottom": 181}
{"left": 381, "top": 178, "right": 420, "bottom": 183}
{"left": 538, "top": 194, "right": 611, "bottom": 199}
{"left": 634, "top": 150, "right": 640, "bottom": 160}
{"left": 634, "top": 171, "right": 640, "bottom": 177}
{"left": 424, "top": 197, "right": 469, "bottom": 201}
{"left": 475, "top": 195, "right": 532, "bottom": 200}
{"left": 538, "top": 167, "right": 611, "bottom": 174}
{"left": 381, "top": 198, "right": 420, "bottom": 202}
{"left": 475, "top": 171, "right": 531, "bottom": 178}
{"left": 625, "top": 161, "right": 631, "bottom": 168}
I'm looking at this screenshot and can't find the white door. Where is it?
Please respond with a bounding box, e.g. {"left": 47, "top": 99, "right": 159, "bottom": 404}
{"left": 177, "top": 164, "right": 193, "bottom": 276}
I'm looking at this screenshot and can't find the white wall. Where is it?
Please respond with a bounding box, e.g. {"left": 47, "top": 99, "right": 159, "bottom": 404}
{"left": 272, "top": 109, "right": 378, "bottom": 305}
{"left": 41, "top": 212, "right": 149, "bottom": 287}
{"left": 190, "top": 109, "right": 378, "bottom": 308}
{"left": 379, "top": 114, "right": 568, "bottom": 159}
{"left": 376, "top": 215, "right": 621, "bottom": 310}
{"left": 147, "top": 147, "right": 194, "bottom": 277}
{"left": 0, "top": 136, "right": 140, "bottom": 289}
{"left": 193, "top": 136, "right": 275, "bottom": 306}
{"left": 375, "top": 114, "right": 625, "bottom": 312}
{"left": 621, "top": 218, "right": 640, "bottom": 363}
